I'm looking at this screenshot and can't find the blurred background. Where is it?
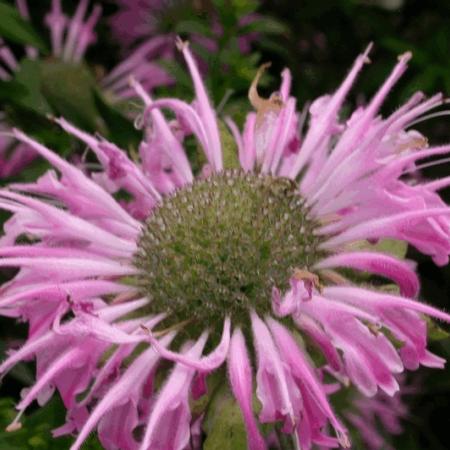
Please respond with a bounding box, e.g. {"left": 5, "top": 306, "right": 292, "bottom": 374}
{"left": 0, "top": 0, "right": 450, "bottom": 448}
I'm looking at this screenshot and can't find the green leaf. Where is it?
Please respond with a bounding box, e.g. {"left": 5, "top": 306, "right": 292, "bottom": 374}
{"left": 3, "top": 58, "right": 101, "bottom": 164}
{"left": 9, "top": 59, "right": 51, "bottom": 115}
{"left": 0, "top": 397, "right": 103, "bottom": 449}
{"left": 218, "top": 0, "right": 258, "bottom": 16}
{"left": 240, "top": 17, "right": 289, "bottom": 36}
{"left": 0, "top": 2, "right": 46, "bottom": 51}
{"left": 203, "top": 386, "right": 250, "bottom": 450}
{"left": 175, "top": 20, "right": 214, "bottom": 38}
{"left": 0, "top": 79, "right": 28, "bottom": 103}
{"left": 157, "top": 58, "right": 194, "bottom": 93}
{"left": 257, "top": 37, "right": 291, "bottom": 60}
{"left": 93, "top": 90, "right": 142, "bottom": 149}
{"left": 5, "top": 105, "right": 71, "bottom": 160}
{"left": 40, "top": 61, "right": 99, "bottom": 131}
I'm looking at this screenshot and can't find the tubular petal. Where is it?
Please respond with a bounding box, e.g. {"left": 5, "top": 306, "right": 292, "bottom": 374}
{"left": 146, "top": 317, "right": 231, "bottom": 371}
{"left": 315, "top": 252, "right": 420, "bottom": 297}
{"left": 228, "top": 328, "right": 267, "bottom": 450}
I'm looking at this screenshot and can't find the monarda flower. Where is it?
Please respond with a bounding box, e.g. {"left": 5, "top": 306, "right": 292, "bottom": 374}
{"left": 110, "top": 0, "right": 258, "bottom": 73}
{"left": 0, "top": 0, "right": 170, "bottom": 178}
{"left": 1, "top": 41, "right": 450, "bottom": 450}
{"left": 1, "top": 0, "right": 101, "bottom": 177}
{"left": 344, "top": 376, "right": 415, "bottom": 450}
{"left": 38, "top": 0, "right": 171, "bottom": 98}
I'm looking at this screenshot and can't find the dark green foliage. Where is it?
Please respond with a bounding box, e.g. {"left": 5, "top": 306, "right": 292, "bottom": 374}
{"left": 0, "top": 397, "right": 102, "bottom": 449}
{"left": 0, "top": 1, "right": 46, "bottom": 51}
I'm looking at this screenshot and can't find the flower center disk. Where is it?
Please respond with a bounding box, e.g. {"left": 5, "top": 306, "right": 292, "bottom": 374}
{"left": 134, "top": 170, "right": 322, "bottom": 325}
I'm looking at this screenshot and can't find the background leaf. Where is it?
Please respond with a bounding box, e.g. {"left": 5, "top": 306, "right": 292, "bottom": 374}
{"left": 0, "top": 1, "right": 46, "bottom": 51}
{"left": 0, "top": 397, "right": 102, "bottom": 449}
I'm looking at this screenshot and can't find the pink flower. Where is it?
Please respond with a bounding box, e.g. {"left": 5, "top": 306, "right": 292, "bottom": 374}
{"left": 101, "top": 36, "right": 174, "bottom": 100}
{"left": 0, "top": 1, "right": 173, "bottom": 179}
{"left": 344, "top": 376, "right": 414, "bottom": 450}
{"left": 110, "top": 0, "right": 169, "bottom": 49}
{"left": 14, "top": 0, "right": 171, "bottom": 100}
{"left": 109, "top": 0, "right": 259, "bottom": 73}
{"left": 1, "top": 41, "right": 450, "bottom": 449}
{"left": 1, "top": 0, "right": 100, "bottom": 178}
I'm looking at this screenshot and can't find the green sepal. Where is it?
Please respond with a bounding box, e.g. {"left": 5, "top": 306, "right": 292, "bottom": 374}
{"left": 219, "top": 120, "right": 240, "bottom": 169}
{"left": 40, "top": 60, "right": 98, "bottom": 131}
{"left": 190, "top": 370, "right": 226, "bottom": 416}
{"left": 353, "top": 238, "right": 408, "bottom": 260}
{"left": 343, "top": 239, "right": 408, "bottom": 284}
{"left": 202, "top": 384, "right": 252, "bottom": 450}
{"left": 8, "top": 59, "right": 51, "bottom": 115}
{"left": 382, "top": 325, "right": 405, "bottom": 349}
{"left": 426, "top": 316, "right": 450, "bottom": 341}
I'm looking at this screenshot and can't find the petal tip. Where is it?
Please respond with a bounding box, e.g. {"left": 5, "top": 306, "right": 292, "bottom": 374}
{"left": 5, "top": 420, "right": 22, "bottom": 433}
{"left": 398, "top": 51, "right": 413, "bottom": 62}
{"left": 175, "top": 36, "right": 189, "bottom": 51}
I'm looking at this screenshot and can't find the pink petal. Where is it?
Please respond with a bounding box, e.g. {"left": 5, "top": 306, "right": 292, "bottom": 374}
{"left": 267, "top": 318, "right": 350, "bottom": 448}
{"left": 176, "top": 38, "right": 222, "bottom": 171}
{"left": 146, "top": 317, "right": 230, "bottom": 371}
{"left": 228, "top": 328, "right": 267, "bottom": 450}
{"left": 70, "top": 332, "right": 175, "bottom": 450}
{"left": 288, "top": 43, "right": 372, "bottom": 179}
{"left": 315, "top": 251, "right": 420, "bottom": 297}
{"left": 138, "top": 334, "right": 208, "bottom": 450}
{"left": 251, "top": 311, "right": 298, "bottom": 432}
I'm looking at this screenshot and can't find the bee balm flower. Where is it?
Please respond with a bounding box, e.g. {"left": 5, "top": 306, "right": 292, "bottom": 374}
{"left": 110, "top": 0, "right": 258, "bottom": 54}
{"left": 1, "top": 0, "right": 101, "bottom": 177}
{"left": 1, "top": 41, "right": 450, "bottom": 450}
{"left": 344, "top": 376, "right": 416, "bottom": 450}
{"left": 0, "top": 0, "right": 171, "bottom": 179}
